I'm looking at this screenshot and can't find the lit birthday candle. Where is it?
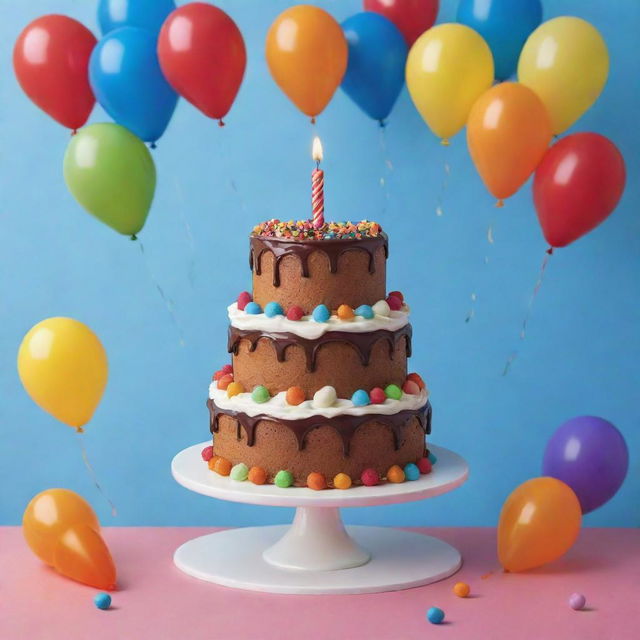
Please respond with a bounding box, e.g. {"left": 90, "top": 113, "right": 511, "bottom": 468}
{"left": 311, "top": 136, "right": 324, "bottom": 230}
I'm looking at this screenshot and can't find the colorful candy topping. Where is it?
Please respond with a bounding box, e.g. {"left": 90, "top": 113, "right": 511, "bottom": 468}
{"left": 274, "top": 470, "right": 294, "bottom": 488}
{"left": 388, "top": 290, "right": 404, "bottom": 303}
{"left": 404, "top": 463, "right": 420, "bottom": 481}
{"left": 264, "top": 301, "right": 284, "bottom": 317}
{"left": 384, "top": 384, "right": 403, "bottom": 400}
{"left": 207, "top": 456, "right": 219, "bottom": 470}
{"left": 312, "top": 304, "right": 331, "bottom": 322}
{"left": 354, "top": 304, "right": 374, "bottom": 319}
{"left": 386, "top": 295, "right": 402, "bottom": 311}
{"left": 333, "top": 473, "right": 352, "bottom": 490}
{"left": 313, "top": 385, "right": 337, "bottom": 408}
{"left": 251, "top": 385, "right": 270, "bottom": 404}
{"left": 337, "top": 304, "right": 355, "bottom": 320}
{"left": 361, "top": 468, "right": 380, "bottom": 486}
{"left": 201, "top": 445, "right": 214, "bottom": 462}
{"left": 369, "top": 387, "right": 386, "bottom": 404}
{"left": 226, "top": 381, "right": 244, "bottom": 398}
{"left": 427, "top": 607, "right": 445, "bottom": 625}
{"left": 417, "top": 457, "right": 432, "bottom": 474}
{"left": 244, "top": 301, "right": 262, "bottom": 315}
{"left": 569, "top": 593, "right": 586, "bottom": 611}
{"left": 248, "top": 466, "right": 267, "bottom": 485}
{"left": 237, "top": 291, "right": 252, "bottom": 311}
{"left": 286, "top": 386, "right": 306, "bottom": 406}
{"left": 387, "top": 465, "right": 405, "bottom": 483}
{"left": 286, "top": 305, "right": 304, "bottom": 321}
{"left": 428, "top": 451, "right": 438, "bottom": 465}
{"left": 307, "top": 472, "right": 327, "bottom": 491}
{"left": 407, "top": 372, "right": 426, "bottom": 390}
{"left": 212, "top": 364, "right": 233, "bottom": 381}
{"left": 213, "top": 457, "right": 232, "bottom": 476}
{"left": 351, "top": 389, "right": 370, "bottom": 407}
{"left": 453, "top": 582, "right": 470, "bottom": 598}
{"left": 372, "top": 299, "right": 391, "bottom": 317}
{"left": 230, "top": 463, "right": 249, "bottom": 482}
{"left": 94, "top": 593, "right": 112, "bottom": 610}
{"left": 252, "top": 219, "right": 382, "bottom": 240}
{"left": 217, "top": 373, "right": 234, "bottom": 390}
{"left": 403, "top": 380, "right": 421, "bottom": 395}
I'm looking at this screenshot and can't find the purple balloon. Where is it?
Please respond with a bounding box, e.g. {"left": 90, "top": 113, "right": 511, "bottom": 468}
{"left": 542, "top": 416, "right": 628, "bottom": 514}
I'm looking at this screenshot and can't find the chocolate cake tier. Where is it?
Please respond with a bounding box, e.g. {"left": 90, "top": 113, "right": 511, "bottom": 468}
{"left": 229, "top": 324, "right": 411, "bottom": 397}
{"left": 250, "top": 234, "right": 388, "bottom": 310}
{"left": 208, "top": 399, "right": 431, "bottom": 486}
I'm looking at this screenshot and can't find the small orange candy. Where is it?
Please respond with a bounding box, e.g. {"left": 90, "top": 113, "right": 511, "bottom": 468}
{"left": 207, "top": 455, "right": 220, "bottom": 471}
{"left": 307, "top": 472, "right": 327, "bottom": 491}
{"left": 406, "top": 372, "right": 426, "bottom": 390}
{"left": 333, "top": 473, "right": 352, "bottom": 490}
{"left": 213, "top": 457, "right": 232, "bottom": 476}
{"left": 453, "top": 582, "right": 470, "bottom": 598}
{"left": 217, "top": 374, "right": 234, "bottom": 390}
{"left": 337, "top": 304, "right": 355, "bottom": 320}
{"left": 226, "top": 381, "right": 244, "bottom": 398}
{"left": 286, "top": 386, "right": 306, "bottom": 406}
{"left": 387, "top": 465, "right": 405, "bottom": 483}
{"left": 248, "top": 466, "right": 267, "bottom": 485}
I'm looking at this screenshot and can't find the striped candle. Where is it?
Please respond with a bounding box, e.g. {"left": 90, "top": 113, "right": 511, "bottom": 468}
{"left": 312, "top": 137, "right": 324, "bottom": 229}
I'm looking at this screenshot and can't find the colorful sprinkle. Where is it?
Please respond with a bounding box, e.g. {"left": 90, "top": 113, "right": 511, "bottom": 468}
{"left": 404, "top": 463, "right": 420, "bottom": 481}
{"left": 313, "top": 385, "right": 337, "bottom": 408}
{"left": 417, "top": 457, "right": 432, "bottom": 474}
{"left": 569, "top": 593, "right": 586, "bottom": 610}
{"left": 248, "top": 467, "right": 267, "bottom": 485}
{"left": 384, "top": 384, "right": 402, "bottom": 400}
{"left": 213, "top": 457, "right": 232, "bottom": 476}
{"left": 355, "top": 304, "right": 374, "bottom": 319}
{"left": 286, "top": 305, "right": 304, "bottom": 321}
{"left": 387, "top": 465, "right": 405, "bottom": 483}
{"left": 237, "top": 291, "right": 252, "bottom": 311}
{"left": 361, "top": 468, "right": 380, "bottom": 486}
{"left": 453, "top": 582, "right": 470, "bottom": 598}
{"left": 388, "top": 290, "right": 404, "bottom": 303}
{"left": 337, "top": 304, "right": 355, "bottom": 320}
{"left": 251, "top": 385, "right": 270, "bottom": 403}
{"left": 252, "top": 219, "right": 383, "bottom": 240}
{"left": 201, "top": 445, "right": 214, "bottom": 462}
{"left": 275, "top": 470, "right": 294, "bottom": 488}
{"left": 307, "top": 472, "right": 327, "bottom": 491}
{"left": 402, "top": 380, "right": 421, "bottom": 395}
{"left": 264, "top": 301, "right": 284, "bottom": 317}
{"left": 333, "top": 473, "right": 352, "bottom": 490}
{"left": 351, "top": 389, "right": 370, "bottom": 407}
{"left": 407, "top": 372, "right": 426, "bottom": 390}
{"left": 312, "top": 304, "right": 331, "bottom": 322}
{"left": 226, "top": 381, "right": 244, "bottom": 398}
{"left": 370, "top": 387, "right": 386, "bottom": 404}
{"left": 372, "top": 299, "right": 391, "bottom": 317}
{"left": 427, "top": 607, "right": 445, "bottom": 625}
{"left": 245, "top": 301, "right": 262, "bottom": 315}
{"left": 94, "top": 593, "right": 112, "bottom": 610}
{"left": 217, "top": 374, "right": 234, "bottom": 390}
{"left": 230, "top": 463, "right": 249, "bottom": 481}
{"left": 386, "top": 295, "right": 403, "bottom": 311}
{"left": 286, "top": 386, "right": 306, "bottom": 406}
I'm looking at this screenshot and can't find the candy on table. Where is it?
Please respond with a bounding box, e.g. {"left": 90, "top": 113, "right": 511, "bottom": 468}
{"left": 337, "top": 304, "right": 355, "bottom": 320}
{"left": 384, "top": 384, "right": 403, "bottom": 400}
{"left": 213, "top": 457, "right": 232, "bottom": 476}
{"left": 404, "top": 463, "right": 420, "bottom": 481}
{"left": 244, "top": 301, "right": 262, "bottom": 315}
{"left": 351, "top": 389, "right": 370, "bottom": 407}
{"left": 248, "top": 466, "right": 267, "bottom": 485}
{"left": 333, "top": 473, "right": 352, "bottom": 490}
{"left": 286, "top": 386, "right": 306, "bottom": 406}
{"left": 307, "top": 472, "right": 327, "bottom": 491}
{"left": 313, "top": 385, "right": 337, "bottom": 408}
{"left": 406, "top": 372, "right": 426, "bottom": 390}
{"left": 402, "top": 380, "right": 421, "bottom": 395}
{"left": 388, "top": 290, "right": 404, "bottom": 303}
{"left": 207, "top": 456, "right": 219, "bottom": 470}
{"left": 387, "top": 465, "right": 405, "bottom": 483}
{"left": 369, "top": 387, "right": 386, "bottom": 404}
{"left": 312, "top": 304, "right": 331, "bottom": 322}
{"left": 428, "top": 450, "right": 438, "bottom": 465}
{"left": 230, "top": 463, "right": 249, "bottom": 482}
{"left": 417, "top": 457, "right": 432, "bottom": 474}
{"left": 361, "top": 468, "right": 380, "bottom": 486}
{"left": 569, "top": 593, "right": 586, "bottom": 610}
{"left": 94, "top": 593, "right": 112, "bottom": 610}
{"left": 217, "top": 374, "right": 234, "bottom": 390}
{"left": 237, "top": 291, "right": 252, "bottom": 311}
{"left": 274, "top": 470, "right": 294, "bottom": 488}
{"left": 386, "top": 294, "right": 403, "bottom": 311}
{"left": 286, "top": 305, "right": 304, "bottom": 321}
{"left": 251, "top": 385, "right": 270, "bottom": 403}
{"left": 453, "top": 582, "right": 470, "bottom": 597}
{"left": 427, "top": 607, "right": 445, "bottom": 624}
{"left": 226, "top": 381, "right": 244, "bottom": 398}
{"left": 355, "top": 304, "right": 374, "bottom": 319}
{"left": 201, "top": 445, "right": 214, "bottom": 462}
{"left": 264, "top": 301, "right": 284, "bottom": 317}
{"left": 372, "top": 299, "right": 391, "bottom": 317}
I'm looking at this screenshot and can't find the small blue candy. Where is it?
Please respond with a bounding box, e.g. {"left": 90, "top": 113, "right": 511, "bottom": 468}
{"left": 427, "top": 607, "right": 444, "bottom": 624}
{"left": 351, "top": 389, "right": 370, "bottom": 407}
{"left": 94, "top": 593, "right": 112, "bottom": 610}
{"left": 428, "top": 451, "right": 438, "bottom": 465}
{"left": 404, "top": 462, "right": 420, "bottom": 481}
{"left": 264, "top": 301, "right": 284, "bottom": 317}
{"left": 245, "top": 302, "right": 262, "bottom": 315}
{"left": 355, "top": 305, "right": 374, "bottom": 320}
{"left": 312, "top": 304, "right": 331, "bottom": 322}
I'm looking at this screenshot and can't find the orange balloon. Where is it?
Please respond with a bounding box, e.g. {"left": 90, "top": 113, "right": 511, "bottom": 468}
{"left": 498, "top": 477, "right": 582, "bottom": 572}
{"left": 266, "top": 5, "right": 348, "bottom": 119}
{"left": 53, "top": 523, "right": 116, "bottom": 590}
{"left": 467, "top": 82, "right": 552, "bottom": 202}
{"left": 22, "top": 489, "right": 100, "bottom": 565}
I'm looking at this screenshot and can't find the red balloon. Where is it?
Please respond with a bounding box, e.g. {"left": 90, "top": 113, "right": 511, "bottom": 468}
{"left": 533, "top": 133, "right": 626, "bottom": 248}
{"left": 13, "top": 15, "right": 96, "bottom": 130}
{"left": 158, "top": 3, "right": 246, "bottom": 123}
{"left": 364, "top": 0, "right": 439, "bottom": 46}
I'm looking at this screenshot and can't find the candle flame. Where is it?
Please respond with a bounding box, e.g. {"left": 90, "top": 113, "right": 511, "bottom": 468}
{"left": 312, "top": 136, "right": 323, "bottom": 163}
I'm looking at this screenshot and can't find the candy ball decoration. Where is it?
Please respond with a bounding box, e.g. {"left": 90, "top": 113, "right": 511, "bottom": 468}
{"left": 94, "top": 592, "right": 112, "bottom": 610}
{"left": 248, "top": 467, "right": 267, "bottom": 485}
{"left": 351, "top": 389, "right": 370, "bottom": 407}
{"left": 264, "top": 301, "right": 284, "bottom": 317}
{"left": 207, "top": 456, "right": 219, "bottom": 470}
{"left": 427, "top": 607, "right": 445, "bottom": 624}
{"left": 244, "top": 302, "right": 262, "bottom": 315}
{"left": 275, "top": 470, "right": 294, "bottom": 488}
{"left": 428, "top": 451, "right": 438, "bottom": 465}
{"left": 388, "top": 290, "right": 404, "bottom": 303}
{"left": 312, "top": 304, "right": 331, "bottom": 322}
{"left": 402, "top": 380, "right": 420, "bottom": 395}
{"left": 226, "top": 381, "right": 244, "bottom": 398}
{"left": 333, "top": 473, "right": 352, "bottom": 490}
{"left": 384, "top": 384, "right": 402, "bottom": 400}
{"left": 404, "top": 463, "right": 420, "bottom": 481}
{"left": 453, "top": 582, "right": 470, "bottom": 597}
{"left": 370, "top": 387, "right": 386, "bottom": 404}
{"left": 217, "top": 374, "right": 233, "bottom": 390}
{"left": 213, "top": 458, "right": 232, "bottom": 476}
{"left": 361, "top": 468, "right": 380, "bottom": 486}
{"left": 237, "top": 291, "right": 252, "bottom": 310}
{"left": 386, "top": 295, "right": 402, "bottom": 311}
{"left": 230, "top": 463, "right": 249, "bottom": 482}
{"left": 201, "top": 446, "right": 214, "bottom": 461}
{"left": 569, "top": 593, "right": 586, "bottom": 610}
{"left": 355, "top": 304, "right": 374, "bottom": 319}
{"left": 313, "top": 386, "right": 337, "bottom": 408}
{"left": 337, "top": 304, "right": 355, "bottom": 320}
{"left": 286, "top": 386, "right": 306, "bottom": 406}
{"left": 417, "top": 457, "right": 432, "bottom": 474}
{"left": 372, "top": 300, "right": 391, "bottom": 317}
{"left": 407, "top": 372, "right": 425, "bottom": 390}
{"left": 307, "top": 472, "right": 327, "bottom": 491}
{"left": 251, "top": 385, "right": 270, "bottom": 404}
{"left": 286, "top": 305, "right": 304, "bottom": 321}
{"left": 387, "top": 465, "right": 405, "bottom": 483}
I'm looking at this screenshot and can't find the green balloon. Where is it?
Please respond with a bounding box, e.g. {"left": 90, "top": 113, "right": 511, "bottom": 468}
{"left": 64, "top": 123, "right": 156, "bottom": 237}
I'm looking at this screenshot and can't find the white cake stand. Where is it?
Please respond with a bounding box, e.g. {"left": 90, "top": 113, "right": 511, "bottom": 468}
{"left": 171, "top": 442, "right": 468, "bottom": 594}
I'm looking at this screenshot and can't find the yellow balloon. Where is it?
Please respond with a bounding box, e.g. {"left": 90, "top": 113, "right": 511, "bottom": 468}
{"left": 406, "top": 23, "right": 494, "bottom": 142}
{"left": 518, "top": 17, "right": 609, "bottom": 134}
{"left": 17, "top": 318, "right": 108, "bottom": 429}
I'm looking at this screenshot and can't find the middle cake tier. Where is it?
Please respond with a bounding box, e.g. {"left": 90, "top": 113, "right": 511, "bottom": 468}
{"left": 229, "top": 324, "right": 411, "bottom": 398}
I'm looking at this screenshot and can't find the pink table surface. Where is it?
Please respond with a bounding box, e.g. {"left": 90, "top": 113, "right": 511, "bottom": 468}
{"left": 1, "top": 526, "right": 638, "bottom": 640}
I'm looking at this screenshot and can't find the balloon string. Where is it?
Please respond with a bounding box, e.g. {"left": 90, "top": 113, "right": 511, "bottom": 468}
{"left": 378, "top": 126, "right": 393, "bottom": 219}
{"left": 435, "top": 144, "right": 450, "bottom": 217}
{"left": 76, "top": 431, "right": 117, "bottom": 518}
{"left": 174, "top": 178, "right": 197, "bottom": 288}
{"left": 465, "top": 219, "right": 496, "bottom": 323}
{"left": 502, "top": 248, "right": 554, "bottom": 375}
{"left": 137, "top": 241, "right": 186, "bottom": 347}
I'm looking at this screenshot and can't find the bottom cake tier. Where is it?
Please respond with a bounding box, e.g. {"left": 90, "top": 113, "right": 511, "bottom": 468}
{"left": 205, "top": 400, "right": 432, "bottom": 488}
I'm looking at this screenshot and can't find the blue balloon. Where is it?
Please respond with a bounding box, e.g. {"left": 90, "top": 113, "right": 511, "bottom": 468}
{"left": 457, "top": 0, "right": 542, "bottom": 81}
{"left": 341, "top": 13, "right": 408, "bottom": 123}
{"left": 89, "top": 27, "right": 178, "bottom": 144}
{"left": 98, "top": 0, "right": 176, "bottom": 35}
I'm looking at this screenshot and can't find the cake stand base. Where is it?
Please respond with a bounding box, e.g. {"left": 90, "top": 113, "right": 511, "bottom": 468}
{"left": 174, "top": 523, "right": 461, "bottom": 595}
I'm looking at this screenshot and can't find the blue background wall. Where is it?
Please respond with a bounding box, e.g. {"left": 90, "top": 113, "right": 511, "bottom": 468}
{"left": 1, "top": 0, "right": 638, "bottom": 528}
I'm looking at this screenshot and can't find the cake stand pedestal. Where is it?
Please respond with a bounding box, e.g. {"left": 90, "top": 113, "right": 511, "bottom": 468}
{"left": 171, "top": 442, "right": 468, "bottom": 595}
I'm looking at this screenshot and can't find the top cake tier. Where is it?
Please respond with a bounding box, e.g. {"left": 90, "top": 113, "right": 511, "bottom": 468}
{"left": 250, "top": 220, "right": 388, "bottom": 310}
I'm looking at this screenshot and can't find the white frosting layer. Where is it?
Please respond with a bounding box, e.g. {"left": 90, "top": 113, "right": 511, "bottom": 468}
{"left": 228, "top": 302, "right": 410, "bottom": 339}
{"left": 209, "top": 383, "right": 429, "bottom": 420}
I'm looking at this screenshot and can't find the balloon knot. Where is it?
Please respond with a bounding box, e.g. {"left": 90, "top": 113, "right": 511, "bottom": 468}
{"left": 76, "top": 426, "right": 84, "bottom": 434}
{"left": 218, "top": 119, "right": 225, "bottom": 127}
{"left": 130, "top": 234, "right": 138, "bottom": 241}
{"left": 440, "top": 138, "right": 450, "bottom": 146}
{"left": 546, "top": 247, "right": 554, "bottom": 255}
{"left": 495, "top": 199, "right": 504, "bottom": 208}
{"left": 71, "top": 129, "right": 78, "bottom": 136}
{"left": 310, "top": 116, "right": 316, "bottom": 125}
{"left": 379, "top": 119, "right": 387, "bottom": 129}
{"left": 150, "top": 141, "right": 157, "bottom": 149}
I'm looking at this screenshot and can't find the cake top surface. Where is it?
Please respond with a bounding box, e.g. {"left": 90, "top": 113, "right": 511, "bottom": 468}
{"left": 251, "top": 219, "right": 383, "bottom": 241}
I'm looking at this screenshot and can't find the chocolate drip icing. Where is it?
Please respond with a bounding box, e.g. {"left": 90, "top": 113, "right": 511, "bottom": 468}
{"left": 228, "top": 324, "right": 412, "bottom": 372}
{"left": 249, "top": 233, "right": 389, "bottom": 287}
{"left": 208, "top": 398, "right": 432, "bottom": 456}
